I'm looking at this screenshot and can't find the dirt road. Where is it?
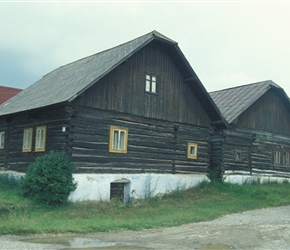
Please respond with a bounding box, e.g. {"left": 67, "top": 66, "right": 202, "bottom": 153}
{"left": 1, "top": 205, "right": 290, "bottom": 249}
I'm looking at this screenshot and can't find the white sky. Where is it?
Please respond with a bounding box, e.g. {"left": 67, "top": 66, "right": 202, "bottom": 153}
{"left": 1, "top": 1, "right": 290, "bottom": 96}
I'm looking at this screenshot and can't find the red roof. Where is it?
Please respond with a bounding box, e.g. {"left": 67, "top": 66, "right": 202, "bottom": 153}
{"left": 0, "top": 86, "right": 22, "bottom": 105}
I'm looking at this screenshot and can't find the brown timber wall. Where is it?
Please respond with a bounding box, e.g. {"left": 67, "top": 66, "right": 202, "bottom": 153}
{"left": 220, "top": 128, "right": 290, "bottom": 178}
{"left": 0, "top": 120, "right": 8, "bottom": 171}
{"left": 2, "top": 105, "right": 72, "bottom": 172}
{"left": 74, "top": 42, "right": 211, "bottom": 127}
{"left": 237, "top": 89, "right": 290, "bottom": 136}
{"left": 70, "top": 106, "right": 210, "bottom": 174}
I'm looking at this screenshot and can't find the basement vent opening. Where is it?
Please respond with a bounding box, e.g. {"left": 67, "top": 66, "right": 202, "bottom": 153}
{"left": 110, "top": 178, "right": 131, "bottom": 203}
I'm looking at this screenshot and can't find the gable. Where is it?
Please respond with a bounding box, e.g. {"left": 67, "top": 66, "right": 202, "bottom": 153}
{"left": 237, "top": 88, "right": 290, "bottom": 135}
{"left": 0, "top": 31, "right": 225, "bottom": 127}
{"left": 74, "top": 42, "right": 211, "bottom": 127}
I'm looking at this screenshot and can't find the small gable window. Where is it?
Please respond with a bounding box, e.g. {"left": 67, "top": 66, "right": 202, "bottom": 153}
{"left": 35, "top": 126, "right": 46, "bottom": 152}
{"left": 109, "top": 126, "right": 128, "bottom": 154}
{"left": 145, "top": 74, "right": 157, "bottom": 93}
{"left": 187, "top": 142, "right": 198, "bottom": 160}
{"left": 22, "top": 128, "right": 33, "bottom": 152}
{"left": 0, "top": 132, "right": 5, "bottom": 149}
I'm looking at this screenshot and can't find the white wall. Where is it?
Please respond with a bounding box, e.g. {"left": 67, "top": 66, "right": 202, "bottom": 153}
{"left": 224, "top": 174, "right": 289, "bottom": 184}
{"left": 69, "top": 173, "right": 208, "bottom": 202}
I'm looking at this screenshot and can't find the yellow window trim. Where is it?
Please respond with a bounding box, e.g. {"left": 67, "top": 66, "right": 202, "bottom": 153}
{"left": 22, "top": 128, "right": 33, "bottom": 153}
{"left": 187, "top": 142, "right": 198, "bottom": 160}
{"left": 35, "top": 126, "right": 47, "bottom": 152}
{"left": 109, "top": 125, "right": 128, "bottom": 154}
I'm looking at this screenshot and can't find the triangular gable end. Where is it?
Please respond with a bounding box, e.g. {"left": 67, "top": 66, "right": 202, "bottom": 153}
{"left": 0, "top": 31, "right": 226, "bottom": 127}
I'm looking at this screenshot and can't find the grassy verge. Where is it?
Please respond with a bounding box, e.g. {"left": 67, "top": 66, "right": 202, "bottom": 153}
{"left": 1, "top": 175, "right": 290, "bottom": 235}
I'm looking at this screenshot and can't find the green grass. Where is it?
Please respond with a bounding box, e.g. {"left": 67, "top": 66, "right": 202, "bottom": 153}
{"left": 1, "top": 174, "right": 290, "bottom": 235}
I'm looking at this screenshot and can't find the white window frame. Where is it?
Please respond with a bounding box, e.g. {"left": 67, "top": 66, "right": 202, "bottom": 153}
{"left": 35, "top": 126, "right": 46, "bottom": 152}
{"left": 187, "top": 142, "right": 198, "bottom": 160}
{"left": 145, "top": 74, "right": 157, "bottom": 93}
{"left": 22, "top": 128, "right": 33, "bottom": 152}
{"left": 0, "top": 131, "right": 5, "bottom": 149}
{"left": 109, "top": 126, "right": 128, "bottom": 154}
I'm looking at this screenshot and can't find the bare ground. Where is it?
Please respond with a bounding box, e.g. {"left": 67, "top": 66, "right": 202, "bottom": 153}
{"left": 1, "top": 205, "right": 290, "bottom": 250}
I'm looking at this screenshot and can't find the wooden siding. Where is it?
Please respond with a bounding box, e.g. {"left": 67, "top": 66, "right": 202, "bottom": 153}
{"left": 218, "top": 129, "right": 290, "bottom": 178}
{"left": 1, "top": 105, "right": 72, "bottom": 172}
{"left": 237, "top": 89, "right": 290, "bottom": 136}
{"left": 223, "top": 130, "right": 252, "bottom": 174}
{"left": 0, "top": 120, "right": 8, "bottom": 171}
{"left": 74, "top": 42, "right": 211, "bottom": 127}
{"left": 210, "top": 130, "right": 225, "bottom": 178}
{"left": 70, "top": 106, "right": 210, "bottom": 174}
{"left": 250, "top": 133, "right": 290, "bottom": 177}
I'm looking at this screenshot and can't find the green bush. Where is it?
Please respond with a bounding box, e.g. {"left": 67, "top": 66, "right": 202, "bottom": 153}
{"left": 22, "top": 151, "right": 77, "bottom": 205}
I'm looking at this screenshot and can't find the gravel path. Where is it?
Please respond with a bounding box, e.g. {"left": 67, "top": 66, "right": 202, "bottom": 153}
{"left": 1, "top": 205, "right": 290, "bottom": 249}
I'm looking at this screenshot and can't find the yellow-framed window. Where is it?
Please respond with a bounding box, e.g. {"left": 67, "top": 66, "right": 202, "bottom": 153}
{"left": 35, "top": 126, "right": 46, "bottom": 152}
{"left": 109, "top": 126, "right": 128, "bottom": 154}
{"left": 22, "top": 128, "right": 33, "bottom": 152}
{"left": 187, "top": 142, "right": 198, "bottom": 160}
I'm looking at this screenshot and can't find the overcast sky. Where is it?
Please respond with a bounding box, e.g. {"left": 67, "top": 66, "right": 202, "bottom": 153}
{"left": 1, "top": 1, "right": 290, "bottom": 97}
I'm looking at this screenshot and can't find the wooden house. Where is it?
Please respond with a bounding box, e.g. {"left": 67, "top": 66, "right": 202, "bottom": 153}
{"left": 210, "top": 80, "right": 290, "bottom": 182}
{"left": 0, "top": 31, "right": 226, "bottom": 201}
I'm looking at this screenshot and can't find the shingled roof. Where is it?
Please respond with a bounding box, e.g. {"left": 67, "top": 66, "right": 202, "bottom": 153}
{"left": 210, "top": 80, "right": 289, "bottom": 124}
{"left": 0, "top": 31, "right": 226, "bottom": 125}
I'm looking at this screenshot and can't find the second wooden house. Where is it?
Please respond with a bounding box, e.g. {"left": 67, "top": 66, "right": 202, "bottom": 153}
{"left": 210, "top": 80, "right": 290, "bottom": 182}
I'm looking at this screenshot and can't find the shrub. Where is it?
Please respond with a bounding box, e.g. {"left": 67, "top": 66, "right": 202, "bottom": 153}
{"left": 22, "top": 151, "right": 77, "bottom": 205}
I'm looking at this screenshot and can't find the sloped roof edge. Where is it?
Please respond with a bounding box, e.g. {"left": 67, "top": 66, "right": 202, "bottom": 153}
{"left": 0, "top": 31, "right": 226, "bottom": 127}
{"left": 210, "top": 80, "right": 288, "bottom": 123}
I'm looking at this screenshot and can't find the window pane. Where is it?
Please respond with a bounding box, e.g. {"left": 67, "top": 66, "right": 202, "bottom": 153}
{"left": 151, "top": 81, "right": 156, "bottom": 93}
{"left": 274, "top": 152, "right": 281, "bottom": 164}
{"left": 283, "top": 153, "right": 287, "bottom": 165}
{"left": 23, "top": 130, "right": 31, "bottom": 149}
{"left": 152, "top": 76, "right": 156, "bottom": 82}
{"left": 146, "top": 80, "right": 151, "bottom": 92}
{"left": 190, "top": 146, "right": 196, "bottom": 156}
{"left": 0, "top": 132, "right": 4, "bottom": 148}
{"left": 113, "top": 130, "right": 119, "bottom": 149}
{"left": 119, "top": 131, "right": 125, "bottom": 150}
{"left": 36, "top": 128, "right": 44, "bottom": 149}
{"left": 146, "top": 75, "right": 150, "bottom": 80}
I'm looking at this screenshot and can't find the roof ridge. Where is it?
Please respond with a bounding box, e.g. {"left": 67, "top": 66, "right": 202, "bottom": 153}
{"left": 42, "top": 30, "right": 175, "bottom": 79}
{"left": 210, "top": 80, "right": 277, "bottom": 93}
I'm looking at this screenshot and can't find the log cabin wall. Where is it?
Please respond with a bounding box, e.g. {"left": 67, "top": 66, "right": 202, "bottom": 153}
{"left": 1, "top": 105, "right": 72, "bottom": 172}
{"left": 250, "top": 132, "right": 290, "bottom": 177}
{"left": 209, "top": 130, "right": 225, "bottom": 178}
{"left": 74, "top": 41, "right": 211, "bottom": 127}
{"left": 70, "top": 106, "right": 210, "bottom": 174}
{"left": 222, "top": 129, "right": 252, "bottom": 175}
{"left": 237, "top": 89, "right": 290, "bottom": 136}
{"left": 220, "top": 128, "right": 290, "bottom": 178}
{"left": 0, "top": 119, "right": 8, "bottom": 171}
